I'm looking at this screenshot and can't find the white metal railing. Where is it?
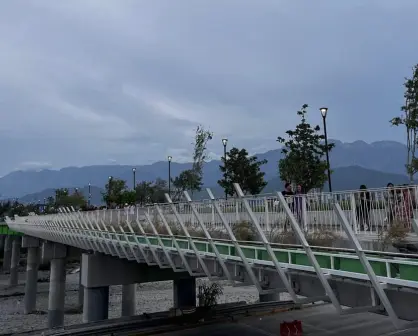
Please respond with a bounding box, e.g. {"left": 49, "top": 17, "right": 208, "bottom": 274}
{"left": 8, "top": 185, "right": 418, "bottom": 238}
{"left": 96, "top": 185, "right": 418, "bottom": 236}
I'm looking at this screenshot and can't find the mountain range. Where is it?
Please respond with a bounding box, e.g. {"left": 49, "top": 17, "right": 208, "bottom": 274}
{"left": 0, "top": 139, "right": 411, "bottom": 204}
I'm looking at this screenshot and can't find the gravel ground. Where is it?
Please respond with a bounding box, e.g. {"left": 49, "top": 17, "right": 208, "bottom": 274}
{"left": 0, "top": 264, "right": 263, "bottom": 335}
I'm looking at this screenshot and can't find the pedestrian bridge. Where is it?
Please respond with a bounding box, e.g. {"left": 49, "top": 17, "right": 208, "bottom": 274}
{"left": 4, "top": 183, "right": 418, "bottom": 331}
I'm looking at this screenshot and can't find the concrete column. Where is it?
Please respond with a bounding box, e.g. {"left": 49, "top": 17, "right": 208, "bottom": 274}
{"left": 83, "top": 286, "right": 109, "bottom": 323}
{"left": 173, "top": 278, "right": 196, "bottom": 309}
{"left": 0, "top": 235, "right": 5, "bottom": 252}
{"left": 121, "top": 284, "right": 136, "bottom": 317}
{"left": 24, "top": 247, "right": 40, "bottom": 314}
{"left": 9, "top": 237, "right": 21, "bottom": 287}
{"left": 47, "top": 258, "right": 66, "bottom": 328}
{"left": 259, "top": 292, "right": 281, "bottom": 303}
{"left": 2, "top": 236, "right": 13, "bottom": 273}
{"left": 78, "top": 258, "right": 84, "bottom": 308}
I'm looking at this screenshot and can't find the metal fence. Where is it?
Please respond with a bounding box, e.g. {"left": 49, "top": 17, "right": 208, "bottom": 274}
{"left": 63, "top": 184, "right": 418, "bottom": 238}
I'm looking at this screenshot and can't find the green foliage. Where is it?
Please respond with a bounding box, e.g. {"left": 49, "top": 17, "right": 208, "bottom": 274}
{"left": 172, "top": 125, "right": 213, "bottom": 200}
{"left": 0, "top": 200, "right": 39, "bottom": 219}
{"left": 135, "top": 178, "right": 168, "bottom": 205}
{"left": 54, "top": 188, "right": 86, "bottom": 210}
{"left": 390, "top": 64, "right": 418, "bottom": 181}
{"left": 172, "top": 169, "right": 202, "bottom": 200}
{"left": 218, "top": 147, "right": 267, "bottom": 196}
{"left": 192, "top": 125, "right": 213, "bottom": 175}
{"left": 102, "top": 178, "right": 129, "bottom": 207}
{"left": 277, "top": 104, "right": 334, "bottom": 192}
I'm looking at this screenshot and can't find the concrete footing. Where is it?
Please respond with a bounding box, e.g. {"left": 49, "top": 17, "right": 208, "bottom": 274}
{"left": 173, "top": 278, "right": 196, "bottom": 308}
{"left": 259, "top": 292, "right": 281, "bottom": 302}
{"left": 121, "top": 284, "right": 136, "bottom": 317}
{"left": 47, "top": 258, "right": 66, "bottom": 328}
{"left": 24, "top": 247, "right": 40, "bottom": 314}
{"left": 9, "top": 237, "right": 21, "bottom": 286}
{"left": 2, "top": 236, "right": 13, "bottom": 273}
{"left": 83, "top": 286, "right": 109, "bottom": 323}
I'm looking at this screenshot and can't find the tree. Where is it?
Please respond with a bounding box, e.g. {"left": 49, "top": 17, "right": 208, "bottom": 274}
{"left": 277, "top": 104, "right": 334, "bottom": 192}
{"left": 121, "top": 190, "right": 136, "bottom": 206}
{"left": 172, "top": 170, "right": 201, "bottom": 200}
{"left": 135, "top": 178, "right": 168, "bottom": 205}
{"left": 171, "top": 125, "right": 213, "bottom": 200}
{"left": 192, "top": 125, "right": 213, "bottom": 177}
{"left": 135, "top": 181, "right": 154, "bottom": 205}
{"left": 390, "top": 64, "right": 418, "bottom": 182}
{"left": 102, "top": 178, "right": 128, "bottom": 208}
{"left": 55, "top": 188, "right": 86, "bottom": 210}
{"left": 218, "top": 147, "right": 267, "bottom": 196}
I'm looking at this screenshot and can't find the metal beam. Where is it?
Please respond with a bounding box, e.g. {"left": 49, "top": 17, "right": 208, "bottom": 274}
{"left": 333, "top": 203, "right": 401, "bottom": 329}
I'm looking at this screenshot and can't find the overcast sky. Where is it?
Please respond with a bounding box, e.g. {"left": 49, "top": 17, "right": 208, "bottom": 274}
{"left": 0, "top": 0, "right": 417, "bottom": 176}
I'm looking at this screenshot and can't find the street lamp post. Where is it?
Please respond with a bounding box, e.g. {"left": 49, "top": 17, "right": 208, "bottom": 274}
{"left": 168, "top": 156, "right": 172, "bottom": 197}
{"left": 222, "top": 138, "right": 228, "bottom": 200}
{"left": 320, "top": 107, "right": 332, "bottom": 192}
{"left": 108, "top": 176, "right": 113, "bottom": 208}
{"left": 132, "top": 168, "right": 136, "bottom": 190}
{"left": 88, "top": 183, "right": 91, "bottom": 207}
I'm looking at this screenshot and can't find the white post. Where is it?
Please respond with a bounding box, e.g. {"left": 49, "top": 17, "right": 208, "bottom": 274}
{"left": 264, "top": 198, "right": 270, "bottom": 232}
{"left": 350, "top": 193, "right": 358, "bottom": 234}
{"left": 302, "top": 196, "right": 308, "bottom": 231}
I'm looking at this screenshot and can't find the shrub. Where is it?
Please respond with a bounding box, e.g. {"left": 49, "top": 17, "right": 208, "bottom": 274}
{"left": 377, "top": 219, "right": 409, "bottom": 251}
{"left": 306, "top": 228, "right": 338, "bottom": 247}
{"left": 197, "top": 283, "right": 223, "bottom": 308}
{"left": 231, "top": 220, "right": 257, "bottom": 241}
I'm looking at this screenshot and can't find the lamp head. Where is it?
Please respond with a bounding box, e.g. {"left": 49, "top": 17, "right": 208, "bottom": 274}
{"left": 222, "top": 138, "right": 228, "bottom": 146}
{"left": 108, "top": 176, "right": 112, "bottom": 180}
{"left": 132, "top": 167, "right": 136, "bottom": 172}
{"left": 168, "top": 155, "right": 172, "bottom": 162}
{"left": 320, "top": 107, "right": 328, "bottom": 118}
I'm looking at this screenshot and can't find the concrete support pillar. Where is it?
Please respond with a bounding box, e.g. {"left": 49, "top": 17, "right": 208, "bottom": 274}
{"left": 83, "top": 286, "right": 109, "bottom": 323}
{"left": 0, "top": 235, "right": 5, "bottom": 252}
{"left": 78, "top": 258, "right": 84, "bottom": 308}
{"left": 173, "top": 278, "right": 196, "bottom": 309}
{"left": 47, "top": 258, "right": 66, "bottom": 328}
{"left": 121, "top": 284, "right": 136, "bottom": 317}
{"left": 2, "top": 236, "right": 13, "bottom": 273}
{"left": 9, "top": 237, "right": 21, "bottom": 287}
{"left": 43, "top": 242, "right": 68, "bottom": 329}
{"left": 259, "top": 292, "right": 281, "bottom": 303}
{"left": 24, "top": 247, "right": 40, "bottom": 314}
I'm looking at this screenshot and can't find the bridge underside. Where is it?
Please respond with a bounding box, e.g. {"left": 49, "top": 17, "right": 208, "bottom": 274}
{"left": 86, "top": 243, "right": 418, "bottom": 322}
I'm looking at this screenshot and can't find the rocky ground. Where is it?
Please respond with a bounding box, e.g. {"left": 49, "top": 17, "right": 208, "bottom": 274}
{"left": 0, "top": 263, "right": 261, "bottom": 335}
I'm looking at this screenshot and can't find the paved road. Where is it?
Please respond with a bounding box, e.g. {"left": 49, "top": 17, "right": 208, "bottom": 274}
{"left": 156, "top": 304, "right": 418, "bottom": 336}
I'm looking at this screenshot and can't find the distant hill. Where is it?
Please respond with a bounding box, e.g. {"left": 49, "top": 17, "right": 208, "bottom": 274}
{"left": 0, "top": 139, "right": 410, "bottom": 199}
{"left": 19, "top": 186, "right": 105, "bottom": 205}
{"left": 17, "top": 166, "right": 411, "bottom": 205}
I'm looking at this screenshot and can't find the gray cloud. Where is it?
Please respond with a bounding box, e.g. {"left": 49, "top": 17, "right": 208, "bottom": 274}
{"left": 0, "top": 0, "right": 417, "bottom": 176}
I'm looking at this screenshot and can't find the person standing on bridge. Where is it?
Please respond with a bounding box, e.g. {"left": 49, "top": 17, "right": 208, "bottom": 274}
{"left": 282, "top": 182, "right": 295, "bottom": 231}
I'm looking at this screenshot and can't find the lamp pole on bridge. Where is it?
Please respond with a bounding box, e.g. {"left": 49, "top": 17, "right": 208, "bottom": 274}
{"left": 222, "top": 138, "right": 228, "bottom": 200}
{"left": 88, "top": 183, "right": 91, "bottom": 207}
{"left": 168, "top": 156, "right": 172, "bottom": 197}
{"left": 320, "top": 107, "right": 332, "bottom": 193}
{"left": 108, "top": 176, "right": 113, "bottom": 208}
{"left": 132, "top": 167, "right": 136, "bottom": 191}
